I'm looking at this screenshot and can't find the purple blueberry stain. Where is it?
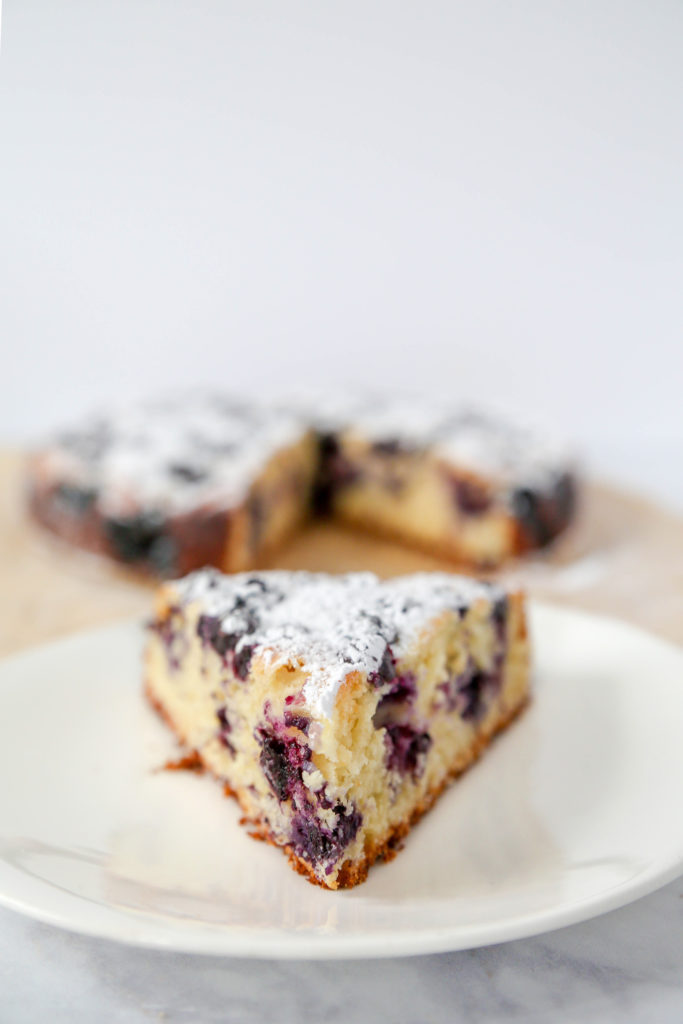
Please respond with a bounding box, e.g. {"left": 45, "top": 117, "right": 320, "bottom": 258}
{"left": 216, "top": 706, "right": 236, "bottom": 756}
{"left": 284, "top": 710, "right": 310, "bottom": 734}
{"left": 491, "top": 594, "right": 508, "bottom": 647}
{"left": 149, "top": 606, "right": 185, "bottom": 671}
{"left": 258, "top": 732, "right": 299, "bottom": 802}
{"left": 256, "top": 724, "right": 311, "bottom": 803}
{"left": 313, "top": 432, "right": 362, "bottom": 515}
{"left": 197, "top": 614, "right": 239, "bottom": 658}
{"left": 511, "top": 471, "right": 576, "bottom": 548}
{"left": 384, "top": 724, "right": 432, "bottom": 779}
{"left": 290, "top": 804, "right": 362, "bottom": 872}
{"left": 372, "top": 672, "right": 417, "bottom": 729}
{"left": 510, "top": 486, "right": 549, "bottom": 546}
{"left": 436, "top": 659, "right": 476, "bottom": 715}
{"left": 456, "top": 668, "right": 487, "bottom": 721}
{"left": 233, "top": 644, "right": 254, "bottom": 681}
{"left": 256, "top": 709, "right": 362, "bottom": 870}
{"left": 449, "top": 475, "right": 492, "bottom": 516}
{"left": 369, "top": 661, "right": 430, "bottom": 779}
{"left": 368, "top": 645, "right": 397, "bottom": 686}
{"left": 436, "top": 652, "right": 504, "bottom": 723}
{"left": 104, "top": 512, "right": 178, "bottom": 574}
{"left": 197, "top": 614, "right": 254, "bottom": 679}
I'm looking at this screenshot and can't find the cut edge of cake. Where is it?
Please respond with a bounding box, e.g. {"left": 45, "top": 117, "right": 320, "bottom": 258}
{"left": 319, "top": 412, "right": 576, "bottom": 568}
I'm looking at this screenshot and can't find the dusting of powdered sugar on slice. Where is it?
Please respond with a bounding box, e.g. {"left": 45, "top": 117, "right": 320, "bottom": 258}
{"left": 41, "top": 393, "right": 308, "bottom": 516}
{"left": 172, "top": 568, "right": 502, "bottom": 719}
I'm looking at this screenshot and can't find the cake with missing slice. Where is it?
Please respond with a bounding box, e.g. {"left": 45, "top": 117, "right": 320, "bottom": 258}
{"left": 28, "top": 393, "right": 577, "bottom": 577}
{"left": 145, "top": 568, "right": 530, "bottom": 888}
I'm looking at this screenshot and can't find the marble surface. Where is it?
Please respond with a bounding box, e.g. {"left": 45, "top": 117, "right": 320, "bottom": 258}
{"left": 0, "top": 877, "right": 681, "bottom": 1023}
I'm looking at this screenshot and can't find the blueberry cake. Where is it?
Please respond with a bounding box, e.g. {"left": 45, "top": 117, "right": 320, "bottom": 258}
{"left": 316, "top": 402, "right": 576, "bottom": 567}
{"left": 29, "top": 394, "right": 576, "bottom": 575}
{"left": 28, "top": 395, "right": 317, "bottom": 576}
{"left": 145, "top": 568, "right": 529, "bottom": 888}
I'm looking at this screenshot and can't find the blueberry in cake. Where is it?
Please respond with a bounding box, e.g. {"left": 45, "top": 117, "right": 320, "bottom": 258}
{"left": 28, "top": 395, "right": 317, "bottom": 577}
{"left": 315, "top": 401, "right": 576, "bottom": 567}
{"left": 145, "top": 568, "right": 529, "bottom": 888}
{"left": 29, "top": 393, "right": 576, "bottom": 575}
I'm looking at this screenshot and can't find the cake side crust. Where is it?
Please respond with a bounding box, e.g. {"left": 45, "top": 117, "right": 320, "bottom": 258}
{"left": 28, "top": 431, "right": 316, "bottom": 577}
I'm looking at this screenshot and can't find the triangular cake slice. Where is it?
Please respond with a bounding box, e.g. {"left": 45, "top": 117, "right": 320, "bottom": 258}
{"left": 145, "top": 569, "right": 530, "bottom": 888}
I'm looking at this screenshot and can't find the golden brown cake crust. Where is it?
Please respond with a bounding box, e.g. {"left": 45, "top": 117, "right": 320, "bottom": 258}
{"left": 28, "top": 471, "right": 231, "bottom": 577}
{"left": 28, "top": 427, "right": 317, "bottom": 578}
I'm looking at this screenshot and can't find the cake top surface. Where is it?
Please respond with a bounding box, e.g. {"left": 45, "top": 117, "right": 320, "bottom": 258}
{"left": 38, "top": 391, "right": 572, "bottom": 517}
{"left": 288, "top": 390, "right": 571, "bottom": 489}
{"left": 39, "top": 394, "right": 307, "bottom": 516}
{"left": 172, "top": 568, "right": 505, "bottom": 718}
{"left": 344, "top": 401, "right": 571, "bottom": 489}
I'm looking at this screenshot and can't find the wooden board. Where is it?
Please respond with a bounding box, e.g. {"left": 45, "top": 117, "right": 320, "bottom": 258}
{"left": 2, "top": 450, "right": 682, "bottom": 656}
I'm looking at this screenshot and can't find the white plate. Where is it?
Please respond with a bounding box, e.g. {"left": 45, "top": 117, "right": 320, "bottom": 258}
{"left": 0, "top": 603, "right": 681, "bottom": 959}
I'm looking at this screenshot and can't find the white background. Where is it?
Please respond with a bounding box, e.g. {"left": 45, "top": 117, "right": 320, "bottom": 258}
{"left": 1, "top": 9, "right": 682, "bottom": 1020}
{"left": 1, "top": 1, "right": 682, "bottom": 503}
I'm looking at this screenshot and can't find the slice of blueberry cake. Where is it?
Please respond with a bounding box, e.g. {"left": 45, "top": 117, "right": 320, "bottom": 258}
{"left": 316, "top": 402, "right": 576, "bottom": 567}
{"left": 145, "top": 568, "right": 529, "bottom": 888}
{"left": 28, "top": 394, "right": 317, "bottom": 577}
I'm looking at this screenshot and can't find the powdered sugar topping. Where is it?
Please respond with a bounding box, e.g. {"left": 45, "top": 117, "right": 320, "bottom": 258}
{"left": 347, "top": 402, "right": 573, "bottom": 489}
{"left": 43, "top": 394, "right": 307, "bottom": 516}
{"left": 173, "top": 568, "right": 504, "bottom": 718}
{"left": 40, "top": 392, "right": 573, "bottom": 518}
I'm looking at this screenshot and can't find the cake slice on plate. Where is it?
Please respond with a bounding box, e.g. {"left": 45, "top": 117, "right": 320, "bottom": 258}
{"left": 145, "top": 568, "right": 530, "bottom": 889}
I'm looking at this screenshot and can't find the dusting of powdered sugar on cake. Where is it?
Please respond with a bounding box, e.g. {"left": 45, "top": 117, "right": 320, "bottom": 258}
{"left": 346, "top": 400, "right": 573, "bottom": 490}
{"left": 40, "top": 392, "right": 573, "bottom": 519}
{"left": 42, "top": 394, "right": 307, "bottom": 516}
{"left": 434, "top": 411, "right": 572, "bottom": 489}
{"left": 173, "top": 568, "right": 502, "bottom": 718}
